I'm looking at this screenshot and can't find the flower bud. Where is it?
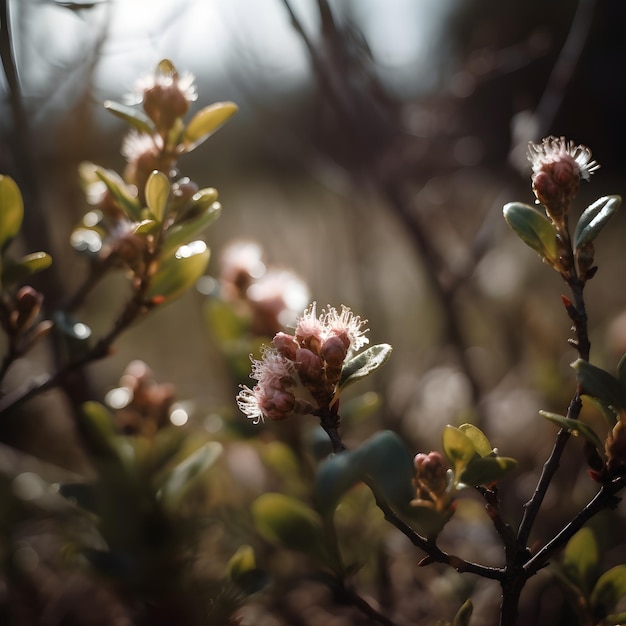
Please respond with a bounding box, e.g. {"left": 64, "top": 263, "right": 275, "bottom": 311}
{"left": 11, "top": 286, "right": 44, "bottom": 333}
{"left": 295, "top": 348, "right": 324, "bottom": 384}
{"left": 273, "top": 332, "right": 298, "bottom": 360}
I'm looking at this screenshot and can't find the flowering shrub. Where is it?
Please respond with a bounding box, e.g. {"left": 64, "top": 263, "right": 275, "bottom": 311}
{"left": 2, "top": 54, "right": 626, "bottom": 626}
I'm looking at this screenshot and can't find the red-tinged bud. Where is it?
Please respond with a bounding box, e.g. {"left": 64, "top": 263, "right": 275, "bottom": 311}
{"left": 322, "top": 334, "right": 349, "bottom": 369}
{"left": 295, "top": 348, "right": 324, "bottom": 384}
{"left": 11, "top": 287, "right": 44, "bottom": 333}
{"left": 273, "top": 332, "right": 298, "bottom": 360}
{"left": 260, "top": 387, "right": 296, "bottom": 421}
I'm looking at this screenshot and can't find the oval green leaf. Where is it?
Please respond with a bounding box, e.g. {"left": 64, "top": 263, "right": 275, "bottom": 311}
{"left": 0, "top": 174, "right": 24, "bottom": 251}
{"left": 94, "top": 166, "right": 142, "bottom": 221}
{"left": 453, "top": 599, "right": 473, "bottom": 626}
{"left": 146, "top": 241, "right": 210, "bottom": 303}
{"left": 103, "top": 100, "right": 156, "bottom": 135}
{"left": 574, "top": 195, "right": 621, "bottom": 250}
{"left": 144, "top": 170, "right": 170, "bottom": 221}
{"left": 459, "top": 456, "right": 517, "bottom": 488}
{"left": 158, "top": 442, "right": 222, "bottom": 510}
{"left": 1, "top": 252, "right": 52, "bottom": 286}
{"left": 251, "top": 493, "right": 326, "bottom": 557}
{"left": 459, "top": 423, "right": 493, "bottom": 457}
{"left": 572, "top": 358, "right": 626, "bottom": 422}
{"left": 183, "top": 102, "right": 238, "bottom": 151}
{"left": 562, "top": 527, "right": 599, "bottom": 595}
{"left": 503, "top": 202, "right": 558, "bottom": 264}
{"left": 162, "top": 202, "right": 221, "bottom": 258}
{"left": 442, "top": 425, "right": 477, "bottom": 481}
{"left": 591, "top": 564, "right": 626, "bottom": 617}
{"left": 338, "top": 343, "right": 393, "bottom": 390}
{"left": 540, "top": 411, "right": 604, "bottom": 451}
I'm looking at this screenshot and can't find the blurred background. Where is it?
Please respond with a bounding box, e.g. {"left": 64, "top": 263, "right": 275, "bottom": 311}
{"left": 2, "top": 0, "right": 626, "bottom": 624}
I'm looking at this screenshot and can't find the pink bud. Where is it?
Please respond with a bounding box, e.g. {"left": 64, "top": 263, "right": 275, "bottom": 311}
{"left": 295, "top": 348, "right": 324, "bottom": 383}
{"left": 273, "top": 332, "right": 298, "bottom": 360}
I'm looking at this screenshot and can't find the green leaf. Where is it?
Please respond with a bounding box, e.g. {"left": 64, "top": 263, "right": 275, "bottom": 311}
{"left": 0, "top": 175, "right": 24, "bottom": 251}
{"left": 338, "top": 343, "right": 393, "bottom": 390}
{"left": 453, "top": 599, "right": 473, "bottom": 626}
{"left": 1, "top": 252, "right": 52, "bottom": 286}
{"left": 103, "top": 100, "right": 156, "bottom": 135}
{"left": 503, "top": 202, "right": 559, "bottom": 264}
{"left": 227, "top": 544, "right": 256, "bottom": 581}
{"left": 175, "top": 187, "right": 219, "bottom": 222}
{"left": 572, "top": 359, "right": 626, "bottom": 423}
{"left": 459, "top": 456, "right": 517, "bottom": 487}
{"left": 540, "top": 411, "right": 605, "bottom": 451}
{"left": 133, "top": 219, "right": 160, "bottom": 236}
{"left": 144, "top": 170, "right": 170, "bottom": 222}
{"left": 183, "top": 102, "right": 238, "bottom": 151}
{"left": 315, "top": 430, "right": 414, "bottom": 518}
{"left": 562, "top": 527, "right": 599, "bottom": 596}
{"left": 158, "top": 442, "right": 222, "bottom": 510}
{"left": 591, "top": 565, "right": 626, "bottom": 618}
{"left": 93, "top": 166, "right": 142, "bottom": 221}
{"left": 442, "top": 425, "right": 477, "bottom": 482}
{"left": 161, "top": 201, "right": 221, "bottom": 258}
{"left": 78, "top": 401, "right": 119, "bottom": 460}
{"left": 574, "top": 195, "right": 621, "bottom": 250}
{"left": 146, "top": 240, "right": 210, "bottom": 303}
{"left": 251, "top": 493, "right": 326, "bottom": 558}
{"left": 459, "top": 423, "right": 493, "bottom": 457}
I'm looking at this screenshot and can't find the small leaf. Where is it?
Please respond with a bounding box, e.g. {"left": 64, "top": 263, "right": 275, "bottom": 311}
{"left": 574, "top": 195, "right": 621, "bottom": 250}
{"left": 161, "top": 201, "right": 221, "bottom": 258}
{"left": 0, "top": 175, "right": 24, "bottom": 251}
{"left": 442, "top": 425, "right": 477, "bottom": 481}
{"left": 78, "top": 401, "right": 119, "bottom": 459}
{"left": 146, "top": 240, "right": 210, "bottom": 303}
{"left": 540, "top": 411, "right": 605, "bottom": 451}
{"left": 459, "top": 456, "right": 517, "bottom": 487}
{"left": 103, "top": 100, "right": 156, "bottom": 135}
{"left": 94, "top": 166, "right": 142, "bottom": 221}
{"left": 2, "top": 252, "right": 52, "bottom": 286}
{"left": 251, "top": 493, "right": 326, "bottom": 558}
{"left": 133, "top": 219, "right": 160, "bottom": 236}
{"left": 453, "top": 599, "right": 473, "bottom": 626}
{"left": 572, "top": 359, "right": 626, "bottom": 422}
{"left": 591, "top": 565, "right": 626, "bottom": 618}
{"left": 183, "top": 102, "right": 238, "bottom": 151}
{"left": 562, "top": 527, "right": 599, "bottom": 596}
{"left": 175, "top": 187, "right": 219, "bottom": 223}
{"left": 503, "top": 202, "right": 559, "bottom": 264}
{"left": 144, "top": 170, "right": 170, "bottom": 221}
{"left": 459, "top": 423, "right": 493, "bottom": 457}
{"left": 158, "top": 442, "right": 222, "bottom": 510}
{"left": 227, "top": 545, "right": 256, "bottom": 581}
{"left": 314, "top": 430, "right": 415, "bottom": 518}
{"left": 338, "top": 343, "right": 393, "bottom": 390}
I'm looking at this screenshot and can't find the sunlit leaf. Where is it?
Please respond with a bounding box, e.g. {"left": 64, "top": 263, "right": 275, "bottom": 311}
{"left": 183, "top": 102, "right": 238, "bottom": 151}
{"left": 459, "top": 423, "right": 493, "bottom": 457}
{"left": 540, "top": 411, "right": 604, "bottom": 451}
{"left": 0, "top": 175, "right": 23, "bottom": 251}
{"left": 562, "top": 527, "right": 599, "bottom": 596}
{"left": 146, "top": 241, "right": 210, "bottom": 303}
{"left": 2, "top": 252, "right": 52, "bottom": 286}
{"left": 158, "top": 442, "right": 222, "bottom": 510}
{"left": 144, "top": 170, "right": 170, "bottom": 222}
{"left": 503, "top": 202, "right": 559, "bottom": 264}
{"left": 175, "top": 187, "right": 219, "bottom": 223}
{"left": 572, "top": 359, "right": 626, "bottom": 424}
{"left": 162, "top": 201, "right": 221, "bottom": 258}
{"left": 338, "top": 343, "right": 393, "bottom": 390}
{"left": 591, "top": 565, "right": 626, "bottom": 618}
{"left": 93, "top": 166, "right": 142, "bottom": 221}
{"left": 574, "top": 195, "right": 621, "bottom": 250}
{"left": 103, "top": 100, "right": 156, "bottom": 135}
{"left": 442, "top": 425, "right": 477, "bottom": 482}
{"left": 228, "top": 546, "right": 270, "bottom": 596}
{"left": 133, "top": 219, "right": 160, "bottom": 236}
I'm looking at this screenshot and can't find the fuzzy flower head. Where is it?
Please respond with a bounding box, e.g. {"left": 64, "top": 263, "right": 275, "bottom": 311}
{"left": 237, "top": 303, "right": 371, "bottom": 423}
{"left": 527, "top": 136, "right": 600, "bottom": 223}
{"left": 237, "top": 347, "right": 297, "bottom": 424}
{"left": 133, "top": 60, "right": 198, "bottom": 133}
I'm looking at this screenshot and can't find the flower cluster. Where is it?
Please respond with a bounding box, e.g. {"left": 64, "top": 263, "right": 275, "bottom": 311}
{"left": 527, "top": 136, "right": 600, "bottom": 226}
{"left": 237, "top": 303, "right": 369, "bottom": 424}
{"left": 410, "top": 451, "right": 454, "bottom": 514}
